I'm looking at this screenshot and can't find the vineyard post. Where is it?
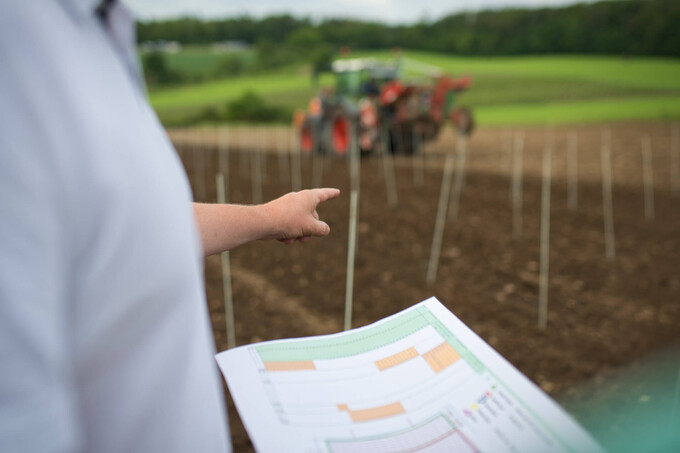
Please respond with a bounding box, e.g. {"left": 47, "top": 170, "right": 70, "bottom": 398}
{"left": 426, "top": 144, "right": 457, "bottom": 284}
{"left": 601, "top": 128, "right": 616, "bottom": 261}
{"left": 642, "top": 135, "right": 655, "bottom": 221}
{"left": 349, "top": 123, "right": 361, "bottom": 253}
{"left": 538, "top": 127, "right": 553, "bottom": 330}
{"left": 218, "top": 126, "right": 230, "bottom": 202}
{"left": 511, "top": 130, "right": 524, "bottom": 239}
{"left": 216, "top": 173, "right": 236, "bottom": 349}
{"left": 344, "top": 189, "right": 359, "bottom": 331}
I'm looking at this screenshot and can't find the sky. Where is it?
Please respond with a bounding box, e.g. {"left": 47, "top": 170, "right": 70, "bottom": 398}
{"left": 129, "top": 0, "right": 600, "bottom": 24}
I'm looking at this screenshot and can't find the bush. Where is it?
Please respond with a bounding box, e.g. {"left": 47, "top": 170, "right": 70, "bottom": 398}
{"left": 224, "top": 91, "right": 291, "bottom": 123}
{"left": 212, "top": 55, "right": 246, "bottom": 78}
{"left": 142, "top": 51, "right": 183, "bottom": 86}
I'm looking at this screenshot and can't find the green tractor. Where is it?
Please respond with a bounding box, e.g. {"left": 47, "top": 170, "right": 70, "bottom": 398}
{"left": 296, "top": 56, "right": 474, "bottom": 156}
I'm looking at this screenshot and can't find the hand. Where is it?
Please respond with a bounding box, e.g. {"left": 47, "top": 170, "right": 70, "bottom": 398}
{"left": 263, "top": 188, "right": 340, "bottom": 244}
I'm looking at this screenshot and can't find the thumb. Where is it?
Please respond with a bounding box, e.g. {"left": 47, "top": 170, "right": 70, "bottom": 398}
{"left": 309, "top": 220, "right": 330, "bottom": 237}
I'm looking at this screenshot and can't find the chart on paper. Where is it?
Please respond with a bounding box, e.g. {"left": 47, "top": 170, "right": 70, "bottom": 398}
{"left": 216, "top": 297, "right": 602, "bottom": 453}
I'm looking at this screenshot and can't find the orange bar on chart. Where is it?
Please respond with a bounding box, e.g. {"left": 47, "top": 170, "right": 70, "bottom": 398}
{"left": 337, "top": 402, "right": 405, "bottom": 422}
{"left": 422, "top": 342, "right": 460, "bottom": 373}
{"left": 375, "top": 347, "right": 419, "bottom": 371}
{"left": 264, "top": 360, "right": 316, "bottom": 372}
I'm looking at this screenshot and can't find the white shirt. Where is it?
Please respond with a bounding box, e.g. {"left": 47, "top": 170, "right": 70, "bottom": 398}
{"left": 0, "top": 1, "right": 230, "bottom": 452}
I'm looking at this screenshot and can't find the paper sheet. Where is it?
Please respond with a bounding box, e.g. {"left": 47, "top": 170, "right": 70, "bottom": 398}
{"left": 216, "top": 297, "right": 603, "bottom": 453}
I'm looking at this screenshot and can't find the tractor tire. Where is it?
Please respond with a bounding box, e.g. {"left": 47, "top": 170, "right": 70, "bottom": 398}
{"left": 300, "top": 118, "right": 318, "bottom": 154}
{"left": 329, "top": 114, "right": 352, "bottom": 156}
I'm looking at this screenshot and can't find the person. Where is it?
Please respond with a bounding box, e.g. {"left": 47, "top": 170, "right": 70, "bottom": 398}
{"left": 0, "top": 1, "right": 340, "bottom": 452}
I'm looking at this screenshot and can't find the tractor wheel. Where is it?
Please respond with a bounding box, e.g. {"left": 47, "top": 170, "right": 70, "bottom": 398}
{"left": 330, "top": 115, "right": 351, "bottom": 156}
{"left": 300, "top": 119, "right": 316, "bottom": 154}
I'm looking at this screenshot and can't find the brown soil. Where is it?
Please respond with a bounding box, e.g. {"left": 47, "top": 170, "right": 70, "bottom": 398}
{"left": 174, "top": 121, "right": 680, "bottom": 452}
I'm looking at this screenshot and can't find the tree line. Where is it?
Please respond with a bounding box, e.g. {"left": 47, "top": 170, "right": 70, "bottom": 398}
{"left": 138, "top": 0, "right": 680, "bottom": 58}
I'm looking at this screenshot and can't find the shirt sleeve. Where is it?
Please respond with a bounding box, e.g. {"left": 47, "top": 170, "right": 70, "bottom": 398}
{"left": 0, "top": 5, "right": 82, "bottom": 452}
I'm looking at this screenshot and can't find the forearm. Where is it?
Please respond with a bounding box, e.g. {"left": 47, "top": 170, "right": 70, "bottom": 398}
{"left": 193, "top": 188, "right": 340, "bottom": 257}
{"left": 193, "top": 202, "right": 274, "bottom": 256}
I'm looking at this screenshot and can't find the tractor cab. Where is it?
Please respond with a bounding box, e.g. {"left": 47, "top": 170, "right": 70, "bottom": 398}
{"left": 332, "top": 58, "right": 400, "bottom": 101}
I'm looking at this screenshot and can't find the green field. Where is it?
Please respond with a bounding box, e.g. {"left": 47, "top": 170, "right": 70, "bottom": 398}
{"left": 148, "top": 49, "right": 680, "bottom": 126}
{"left": 163, "top": 46, "right": 256, "bottom": 76}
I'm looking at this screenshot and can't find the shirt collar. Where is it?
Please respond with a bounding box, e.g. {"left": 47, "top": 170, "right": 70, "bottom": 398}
{"left": 58, "top": 0, "right": 106, "bottom": 21}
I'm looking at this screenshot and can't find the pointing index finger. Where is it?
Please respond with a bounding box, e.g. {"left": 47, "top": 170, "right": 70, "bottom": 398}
{"left": 314, "top": 188, "right": 341, "bottom": 204}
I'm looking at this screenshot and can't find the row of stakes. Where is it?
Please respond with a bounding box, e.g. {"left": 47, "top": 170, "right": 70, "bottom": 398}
{"left": 173, "top": 122, "right": 680, "bottom": 347}
{"left": 429, "top": 125, "right": 680, "bottom": 330}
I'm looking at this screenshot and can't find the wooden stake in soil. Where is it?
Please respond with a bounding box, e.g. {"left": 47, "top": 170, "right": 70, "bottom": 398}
{"left": 290, "top": 127, "right": 302, "bottom": 192}
{"left": 344, "top": 189, "right": 359, "bottom": 331}
{"left": 671, "top": 123, "right": 679, "bottom": 195}
{"left": 349, "top": 123, "right": 361, "bottom": 193}
{"left": 641, "top": 135, "right": 655, "bottom": 221}
{"left": 601, "top": 128, "right": 616, "bottom": 261}
{"left": 448, "top": 134, "right": 468, "bottom": 222}
{"left": 567, "top": 131, "right": 578, "bottom": 210}
{"left": 426, "top": 149, "right": 456, "bottom": 285}
{"left": 216, "top": 172, "right": 236, "bottom": 349}
{"left": 413, "top": 129, "right": 425, "bottom": 188}
{"left": 349, "top": 123, "right": 361, "bottom": 254}
{"left": 511, "top": 130, "right": 524, "bottom": 239}
{"left": 217, "top": 127, "right": 230, "bottom": 202}
{"left": 538, "top": 128, "right": 553, "bottom": 330}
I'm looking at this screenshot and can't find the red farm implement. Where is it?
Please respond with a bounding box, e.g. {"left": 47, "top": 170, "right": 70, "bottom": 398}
{"left": 295, "top": 57, "right": 474, "bottom": 156}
